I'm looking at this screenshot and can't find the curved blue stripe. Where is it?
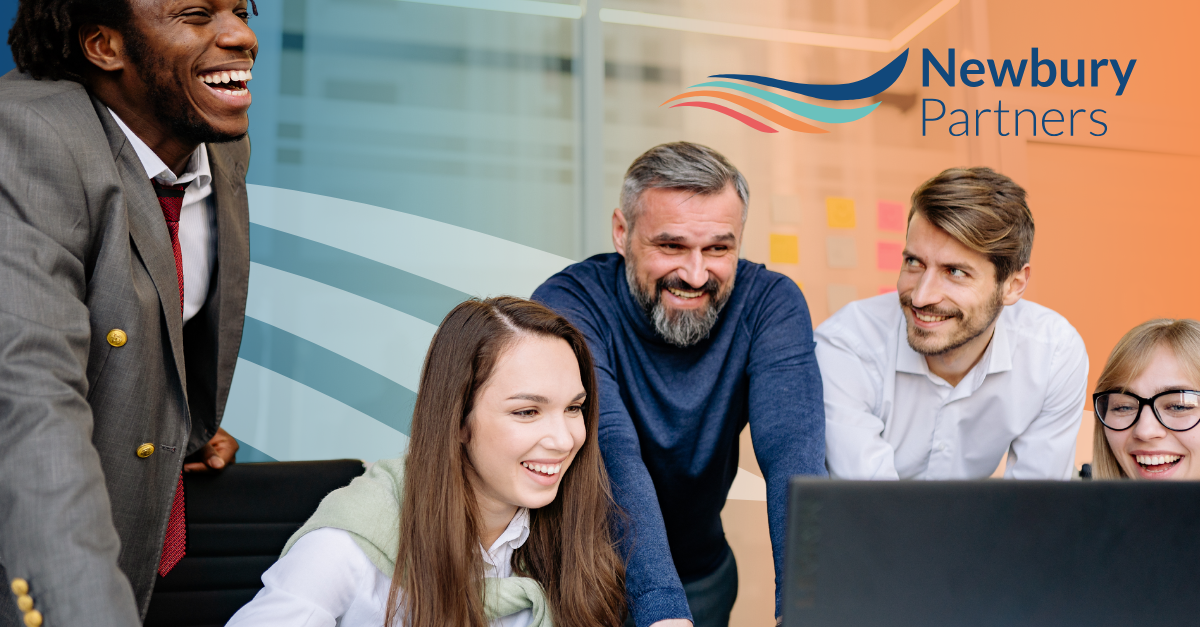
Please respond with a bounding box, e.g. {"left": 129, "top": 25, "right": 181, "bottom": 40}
{"left": 239, "top": 316, "right": 416, "bottom": 435}
{"left": 710, "top": 48, "right": 908, "bottom": 101}
{"left": 249, "top": 223, "right": 469, "bottom": 326}
{"left": 687, "top": 81, "right": 880, "bottom": 123}
{"left": 232, "top": 438, "right": 277, "bottom": 463}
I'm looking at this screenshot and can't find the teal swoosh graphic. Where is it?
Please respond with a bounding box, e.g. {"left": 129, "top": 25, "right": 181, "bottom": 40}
{"left": 250, "top": 224, "right": 469, "bottom": 326}
{"left": 688, "top": 81, "right": 881, "bottom": 124}
{"left": 246, "top": 263, "right": 437, "bottom": 392}
{"left": 230, "top": 186, "right": 576, "bottom": 463}
{"left": 247, "top": 185, "right": 571, "bottom": 299}
{"left": 224, "top": 360, "right": 411, "bottom": 463}
{"left": 233, "top": 439, "right": 277, "bottom": 463}
{"left": 239, "top": 316, "right": 417, "bottom": 436}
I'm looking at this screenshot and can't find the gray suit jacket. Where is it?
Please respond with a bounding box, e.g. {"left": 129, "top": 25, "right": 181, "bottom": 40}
{"left": 0, "top": 71, "right": 250, "bottom": 626}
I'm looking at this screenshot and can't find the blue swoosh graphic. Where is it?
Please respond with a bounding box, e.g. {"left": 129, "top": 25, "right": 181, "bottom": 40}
{"left": 247, "top": 185, "right": 571, "bottom": 300}
{"left": 227, "top": 186, "right": 575, "bottom": 464}
{"left": 711, "top": 48, "right": 908, "bottom": 101}
{"left": 246, "top": 263, "right": 437, "bottom": 392}
{"left": 250, "top": 224, "right": 468, "bottom": 326}
{"left": 225, "top": 359, "right": 410, "bottom": 463}
{"left": 239, "top": 316, "right": 417, "bottom": 435}
{"left": 687, "top": 81, "right": 881, "bottom": 123}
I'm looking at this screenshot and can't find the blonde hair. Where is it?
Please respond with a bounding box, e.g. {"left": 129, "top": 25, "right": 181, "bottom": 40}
{"left": 1092, "top": 319, "right": 1200, "bottom": 479}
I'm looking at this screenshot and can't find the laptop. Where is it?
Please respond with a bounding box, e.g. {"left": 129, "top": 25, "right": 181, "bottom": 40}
{"left": 783, "top": 479, "right": 1200, "bottom": 626}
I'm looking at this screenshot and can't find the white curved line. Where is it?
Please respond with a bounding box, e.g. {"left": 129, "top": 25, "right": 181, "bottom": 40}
{"left": 224, "top": 359, "right": 410, "bottom": 463}
{"left": 245, "top": 262, "right": 435, "bottom": 391}
{"left": 248, "top": 184, "right": 572, "bottom": 299}
{"left": 395, "top": 0, "right": 582, "bottom": 19}
{"left": 600, "top": 9, "right": 891, "bottom": 52}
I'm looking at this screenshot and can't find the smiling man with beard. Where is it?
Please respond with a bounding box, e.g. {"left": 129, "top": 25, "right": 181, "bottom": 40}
{"left": 0, "top": 1, "right": 257, "bottom": 625}
{"left": 533, "top": 142, "right": 825, "bottom": 627}
{"left": 817, "top": 167, "right": 1088, "bottom": 480}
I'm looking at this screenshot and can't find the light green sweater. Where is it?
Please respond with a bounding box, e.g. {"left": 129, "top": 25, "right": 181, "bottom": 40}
{"left": 281, "top": 456, "right": 551, "bottom": 626}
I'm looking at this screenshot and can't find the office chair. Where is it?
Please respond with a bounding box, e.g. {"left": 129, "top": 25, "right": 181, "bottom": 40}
{"left": 143, "top": 459, "right": 366, "bottom": 627}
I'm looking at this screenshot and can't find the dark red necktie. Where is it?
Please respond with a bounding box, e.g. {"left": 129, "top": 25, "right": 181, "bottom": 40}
{"left": 152, "top": 180, "right": 188, "bottom": 576}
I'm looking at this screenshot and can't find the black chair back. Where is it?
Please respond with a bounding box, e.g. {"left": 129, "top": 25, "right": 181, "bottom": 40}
{"left": 144, "top": 459, "right": 366, "bottom": 627}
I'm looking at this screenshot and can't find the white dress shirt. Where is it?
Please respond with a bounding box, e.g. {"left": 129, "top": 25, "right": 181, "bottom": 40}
{"left": 225, "top": 508, "right": 534, "bottom": 627}
{"left": 816, "top": 293, "right": 1088, "bottom": 480}
{"left": 109, "top": 110, "right": 215, "bottom": 323}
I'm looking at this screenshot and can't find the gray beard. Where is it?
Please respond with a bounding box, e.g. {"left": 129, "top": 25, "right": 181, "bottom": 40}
{"left": 625, "top": 258, "right": 732, "bottom": 347}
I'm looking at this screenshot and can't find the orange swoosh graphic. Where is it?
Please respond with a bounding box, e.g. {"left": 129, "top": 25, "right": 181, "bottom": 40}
{"left": 662, "top": 90, "right": 829, "bottom": 134}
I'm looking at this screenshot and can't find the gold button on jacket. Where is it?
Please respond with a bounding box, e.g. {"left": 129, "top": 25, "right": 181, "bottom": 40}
{"left": 106, "top": 329, "right": 127, "bottom": 347}
{"left": 23, "top": 609, "right": 42, "bottom": 627}
{"left": 16, "top": 594, "right": 32, "bottom": 611}
{"left": 136, "top": 443, "right": 155, "bottom": 458}
{"left": 10, "top": 579, "right": 27, "bottom": 596}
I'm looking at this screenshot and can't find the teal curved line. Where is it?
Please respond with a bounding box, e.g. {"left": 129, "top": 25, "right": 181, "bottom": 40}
{"left": 239, "top": 316, "right": 416, "bottom": 436}
{"left": 250, "top": 223, "right": 469, "bottom": 326}
{"left": 688, "top": 81, "right": 881, "bottom": 124}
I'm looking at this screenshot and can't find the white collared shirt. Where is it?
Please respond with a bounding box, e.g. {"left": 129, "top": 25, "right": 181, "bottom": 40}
{"left": 109, "top": 110, "right": 215, "bottom": 323}
{"left": 225, "top": 508, "right": 533, "bottom": 627}
{"left": 816, "top": 293, "right": 1089, "bottom": 480}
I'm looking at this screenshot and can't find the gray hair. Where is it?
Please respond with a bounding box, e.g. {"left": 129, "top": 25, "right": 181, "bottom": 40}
{"left": 619, "top": 142, "right": 749, "bottom": 233}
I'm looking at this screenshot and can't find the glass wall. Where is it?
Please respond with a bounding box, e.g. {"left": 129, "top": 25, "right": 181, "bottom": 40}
{"left": 0, "top": 0, "right": 970, "bottom": 466}
{"left": 230, "top": 0, "right": 970, "bottom": 468}
{"left": 229, "top": 0, "right": 588, "bottom": 463}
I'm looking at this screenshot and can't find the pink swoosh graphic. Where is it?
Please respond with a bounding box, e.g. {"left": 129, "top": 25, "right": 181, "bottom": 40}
{"left": 664, "top": 91, "right": 828, "bottom": 133}
{"left": 669, "top": 101, "right": 778, "bottom": 133}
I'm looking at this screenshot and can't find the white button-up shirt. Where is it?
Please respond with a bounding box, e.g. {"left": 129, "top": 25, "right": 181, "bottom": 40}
{"left": 816, "top": 293, "right": 1088, "bottom": 480}
{"left": 225, "top": 508, "right": 533, "bottom": 627}
{"left": 109, "top": 110, "right": 215, "bottom": 323}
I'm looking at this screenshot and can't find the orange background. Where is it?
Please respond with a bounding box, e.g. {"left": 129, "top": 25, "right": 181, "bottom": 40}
{"left": 708, "top": 1, "right": 1200, "bottom": 624}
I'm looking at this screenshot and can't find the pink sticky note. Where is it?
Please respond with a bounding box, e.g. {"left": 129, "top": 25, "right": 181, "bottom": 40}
{"left": 879, "top": 285, "right": 897, "bottom": 295}
{"left": 876, "top": 241, "right": 903, "bottom": 271}
{"left": 877, "top": 201, "right": 906, "bottom": 232}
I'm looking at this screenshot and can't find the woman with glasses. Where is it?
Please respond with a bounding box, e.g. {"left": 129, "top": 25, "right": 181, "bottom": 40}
{"left": 1092, "top": 318, "right": 1200, "bottom": 479}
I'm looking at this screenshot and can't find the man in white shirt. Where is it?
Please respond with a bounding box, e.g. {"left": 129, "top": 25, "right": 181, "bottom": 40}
{"left": 817, "top": 167, "right": 1088, "bottom": 480}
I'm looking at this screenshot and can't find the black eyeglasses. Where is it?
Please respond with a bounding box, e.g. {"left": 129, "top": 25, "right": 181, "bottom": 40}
{"left": 1093, "top": 389, "right": 1200, "bottom": 432}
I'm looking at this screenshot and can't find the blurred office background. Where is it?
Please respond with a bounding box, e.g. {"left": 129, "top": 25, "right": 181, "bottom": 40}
{"left": 3, "top": 1, "right": 1197, "bottom": 624}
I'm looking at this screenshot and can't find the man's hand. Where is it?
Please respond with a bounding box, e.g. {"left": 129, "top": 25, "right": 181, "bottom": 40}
{"left": 183, "top": 428, "right": 239, "bottom": 472}
{"left": 649, "top": 621, "right": 693, "bottom": 627}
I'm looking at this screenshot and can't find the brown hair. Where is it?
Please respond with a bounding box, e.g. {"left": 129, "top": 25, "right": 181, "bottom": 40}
{"left": 1092, "top": 319, "right": 1200, "bottom": 479}
{"left": 909, "top": 167, "right": 1034, "bottom": 283}
{"left": 387, "top": 296, "right": 626, "bottom": 627}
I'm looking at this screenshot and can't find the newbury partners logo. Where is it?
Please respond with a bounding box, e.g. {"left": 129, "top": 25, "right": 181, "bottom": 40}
{"left": 662, "top": 49, "right": 910, "bottom": 134}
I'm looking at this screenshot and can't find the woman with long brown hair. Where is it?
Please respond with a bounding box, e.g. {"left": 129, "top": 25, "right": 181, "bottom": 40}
{"left": 227, "top": 297, "right": 626, "bottom": 626}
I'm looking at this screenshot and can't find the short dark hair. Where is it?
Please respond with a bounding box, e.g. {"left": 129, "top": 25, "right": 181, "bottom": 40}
{"left": 7, "top": 0, "right": 132, "bottom": 81}
{"left": 909, "top": 167, "right": 1035, "bottom": 283}
{"left": 7, "top": 0, "right": 257, "bottom": 82}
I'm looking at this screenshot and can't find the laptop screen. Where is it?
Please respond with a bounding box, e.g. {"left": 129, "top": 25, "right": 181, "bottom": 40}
{"left": 783, "top": 479, "right": 1200, "bottom": 626}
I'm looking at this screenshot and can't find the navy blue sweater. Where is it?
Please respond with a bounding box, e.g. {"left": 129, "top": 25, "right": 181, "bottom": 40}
{"left": 533, "top": 254, "right": 826, "bottom": 626}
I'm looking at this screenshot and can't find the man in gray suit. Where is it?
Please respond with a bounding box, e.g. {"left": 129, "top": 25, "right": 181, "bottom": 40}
{"left": 0, "top": 1, "right": 259, "bottom": 625}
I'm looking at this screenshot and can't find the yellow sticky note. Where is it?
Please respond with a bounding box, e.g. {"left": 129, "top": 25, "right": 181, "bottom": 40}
{"left": 826, "top": 197, "right": 856, "bottom": 229}
{"left": 769, "top": 233, "right": 800, "bottom": 264}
